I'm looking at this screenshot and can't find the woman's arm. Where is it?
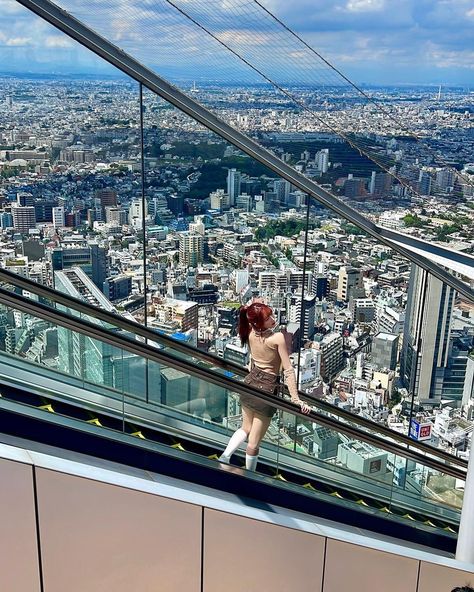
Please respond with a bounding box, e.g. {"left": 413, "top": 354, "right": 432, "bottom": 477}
{"left": 274, "top": 333, "right": 311, "bottom": 414}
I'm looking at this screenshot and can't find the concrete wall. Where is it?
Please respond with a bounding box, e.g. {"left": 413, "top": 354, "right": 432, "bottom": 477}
{"left": 1, "top": 454, "right": 472, "bottom": 592}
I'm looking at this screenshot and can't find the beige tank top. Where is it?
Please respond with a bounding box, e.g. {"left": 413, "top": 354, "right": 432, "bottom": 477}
{"left": 248, "top": 330, "right": 281, "bottom": 375}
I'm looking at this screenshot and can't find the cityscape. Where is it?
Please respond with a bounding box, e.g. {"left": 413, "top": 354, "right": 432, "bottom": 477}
{"left": 0, "top": 73, "right": 473, "bottom": 478}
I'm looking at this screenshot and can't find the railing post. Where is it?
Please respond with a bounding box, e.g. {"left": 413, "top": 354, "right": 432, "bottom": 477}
{"left": 455, "top": 449, "right": 474, "bottom": 563}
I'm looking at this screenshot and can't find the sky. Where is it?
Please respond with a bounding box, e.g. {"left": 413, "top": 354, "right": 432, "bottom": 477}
{"left": 0, "top": 0, "right": 473, "bottom": 85}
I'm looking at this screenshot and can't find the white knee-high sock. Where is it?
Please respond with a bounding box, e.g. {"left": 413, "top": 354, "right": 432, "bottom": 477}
{"left": 219, "top": 428, "right": 247, "bottom": 463}
{"left": 245, "top": 453, "right": 258, "bottom": 472}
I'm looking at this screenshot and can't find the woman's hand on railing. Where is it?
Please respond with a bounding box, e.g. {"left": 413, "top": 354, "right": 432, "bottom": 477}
{"left": 292, "top": 399, "right": 311, "bottom": 415}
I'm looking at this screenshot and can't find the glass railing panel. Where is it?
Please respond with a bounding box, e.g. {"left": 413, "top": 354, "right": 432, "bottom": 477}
{"left": 0, "top": 291, "right": 464, "bottom": 529}
{"left": 0, "top": 2, "right": 145, "bottom": 313}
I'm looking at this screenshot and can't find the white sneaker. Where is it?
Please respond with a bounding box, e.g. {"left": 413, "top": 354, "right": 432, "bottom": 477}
{"left": 218, "top": 454, "right": 230, "bottom": 464}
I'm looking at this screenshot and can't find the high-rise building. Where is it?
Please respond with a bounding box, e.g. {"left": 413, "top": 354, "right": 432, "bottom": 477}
{"left": 128, "top": 199, "right": 147, "bottom": 228}
{"left": 50, "top": 243, "right": 107, "bottom": 289}
{"left": 314, "top": 333, "right": 344, "bottom": 381}
{"left": 179, "top": 232, "right": 203, "bottom": 267}
{"left": 209, "top": 189, "right": 228, "bottom": 211}
{"left": 12, "top": 204, "right": 36, "bottom": 233}
{"left": 315, "top": 149, "right": 329, "bottom": 173}
{"left": 167, "top": 194, "right": 184, "bottom": 216}
{"left": 273, "top": 179, "right": 290, "bottom": 203}
{"left": 400, "top": 265, "right": 454, "bottom": 405}
{"left": 96, "top": 188, "right": 117, "bottom": 213}
{"left": 52, "top": 206, "right": 65, "bottom": 229}
{"left": 189, "top": 217, "right": 205, "bottom": 236}
{"left": 0, "top": 211, "right": 13, "bottom": 229}
{"left": 17, "top": 192, "right": 34, "bottom": 207}
{"left": 418, "top": 170, "right": 432, "bottom": 196}
{"left": 312, "top": 274, "right": 329, "bottom": 300}
{"left": 337, "top": 267, "right": 363, "bottom": 302}
{"left": 350, "top": 298, "right": 376, "bottom": 324}
{"left": 435, "top": 167, "right": 455, "bottom": 192}
{"left": 105, "top": 206, "right": 126, "bottom": 225}
{"left": 288, "top": 293, "right": 316, "bottom": 340}
{"left": 227, "top": 168, "right": 241, "bottom": 207}
{"left": 103, "top": 275, "right": 132, "bottom": 301}
{"left": 371, "top": 332, "right": 399, "bottom": 371}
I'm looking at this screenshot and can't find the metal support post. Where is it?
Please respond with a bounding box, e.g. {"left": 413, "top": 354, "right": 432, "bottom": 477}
{"left": 456, "top": 446, "right": 474, "bottom": 563}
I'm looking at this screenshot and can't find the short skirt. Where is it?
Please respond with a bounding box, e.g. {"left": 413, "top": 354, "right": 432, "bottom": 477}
{"left": 240, "top": 368, "right": 280, "bottom": 418}
{"left": 239, "top": 392, "right": 277, "bottom": 418}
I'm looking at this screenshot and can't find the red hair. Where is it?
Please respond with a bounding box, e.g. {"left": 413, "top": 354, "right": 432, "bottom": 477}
{"left": 238, "top": 302, "right": 273, "bottom": 345}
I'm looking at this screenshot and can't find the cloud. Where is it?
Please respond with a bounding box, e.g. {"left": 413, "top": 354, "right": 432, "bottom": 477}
{"left": 346, "top": 0, "right": 385, "bottom": 12}
{"left": 1, "top": 0, "right": 473, "bottom": 83}
{"left": 44, "top": 35, "right": 74, "bottom": 48}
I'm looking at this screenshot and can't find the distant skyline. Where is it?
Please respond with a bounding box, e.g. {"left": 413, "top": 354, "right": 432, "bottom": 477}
{"left": 0, "top": 0, "right": 473, "bottom": 86}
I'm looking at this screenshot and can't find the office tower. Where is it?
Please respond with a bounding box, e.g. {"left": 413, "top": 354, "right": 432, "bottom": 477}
{"left": 418, "top": 171, "right": 432, "bottom": 196}
{"left": 50, "top": 243, "right": 107, "bottom": 289}
{"left": 400, "top": 265, "right": 454, "bottom": 405}
{"left": 167, "top": 194, "right": 184, "bottom": 216}
{"left": 442, "top": 331, "right": 473, "bottom": 403}
{"left": 12, "top": 204, "right": 36, "bottom": 233}
{"left": 344, "top": 177, "right": 365, "bottom": 199}
{"left": 128, "top": 199, "right": 147, "bottom": 228}
{"left": 435, "top": 167, "right": 455, "bottom": 191}
{"left": 34, "top": 199, "right": 57, "bottom": 222}
{"left": 462, "top": 355, "right": 474, "bottom": 407}
{"left": 65, "top": 211, "right": 81, "bottom": 227}
{"left": 314, "top": 427, "right": 339, "bottom": 460}
{"left": 315, "top": 149, "right": 329, "bottom": 174}
{"left": 288, "top": 293, "right": 316, "bottom": 340}
{"left": 273, "top": 179, "right": 290, "bottom": 203}
{"left": 209, "top": 189, "right": 228, "bottom": 211}
{"left": 287, "top": 191, "right": 306, "bottom": 208}
{"left": 235, "top": 192, "right": 252, "bottom": 212}
{"left": 179, "top": 232, "right": 203, "bottom": 267}
{"left": 313, "top": 333, "right": 344, "bottom": 381}
{"left": 0, "top": 211, "right": 13, "bottom": 229}
{"left": 52, "top": 206, "right": 65, "bottom": 229}
{"left": 337, "top": 266, "right": 363, "bottom": 302}
{"left": 371, "top": 172, "right": 393, "bottom": 196}
{"left": 350, "top": 298, "right": 376, "bottom": 323}
{"left": 312, "top": 274, "right": 329, "bottom": 300}
{"left": 161, "top": 367, "right": 190, "bottom": 407}
{"left": 96, "top": 188, "right": 117, "bottom": 213}
{"left": 371, "top": 332, "right": 399, "bottom": 371}
{"left": 103, "top": 275, "right": 132, "bottom": 301}
{"left": 105, "top": 206, "right": 125, "bottom": 225}
{"left": 377, "top": 305, "right": 405, "bottom": 335}
{"left": 233, "top": 269, "right": 249, "bottom": 294}
{"left": 17, "top": 192, "right": 34, "bottom": 207}
{"left": 227, "top": 168, "right": 241, "bottom": 207}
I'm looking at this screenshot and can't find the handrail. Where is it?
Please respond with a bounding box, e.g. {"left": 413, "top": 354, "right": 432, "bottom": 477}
{"left": 0, "top": 266, "right": 467, "bottom": 470}
{"left": 14, "top": 0, "right": 474, "bottom": 304}
{"left": 0, "top": 282, "right": 466, "bottom": 479}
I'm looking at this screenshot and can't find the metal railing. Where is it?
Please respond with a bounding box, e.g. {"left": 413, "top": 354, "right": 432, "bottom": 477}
{"left": 0, "top": 268, "right": 466, "bottom": 479}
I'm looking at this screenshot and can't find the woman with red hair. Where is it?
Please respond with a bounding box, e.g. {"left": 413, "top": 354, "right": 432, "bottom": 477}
{"left": 219, "top": 301, "right": 311, "bottom": 471}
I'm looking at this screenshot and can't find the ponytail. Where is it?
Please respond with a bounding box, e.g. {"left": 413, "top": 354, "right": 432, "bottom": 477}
{"left": 238, "top": 306, "right": 251, "bottom": 345}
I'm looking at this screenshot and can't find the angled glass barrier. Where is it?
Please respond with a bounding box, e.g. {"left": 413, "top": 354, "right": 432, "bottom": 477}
{"left": 0, "top": 278, "right": 466, "bottom": 538}
{"left": 1, "top": 0, "right": 472, "bottom": 493}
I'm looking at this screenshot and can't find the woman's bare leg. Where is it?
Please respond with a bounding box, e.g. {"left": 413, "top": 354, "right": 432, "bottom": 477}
{"left": 219, "top": 406, "right": 252, "bottom": 463}
{"left": 246, "top": 414, "right": 271, "bottom": 471}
